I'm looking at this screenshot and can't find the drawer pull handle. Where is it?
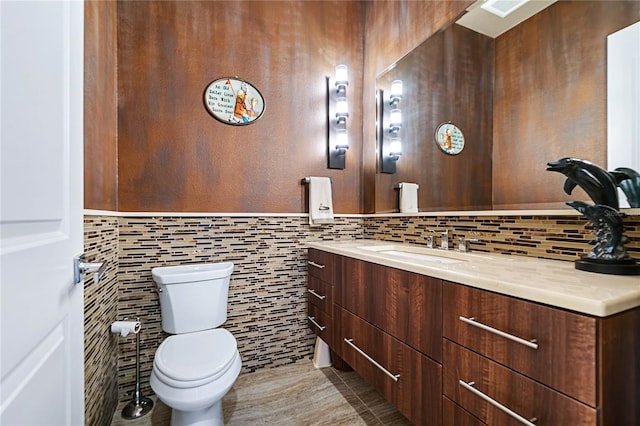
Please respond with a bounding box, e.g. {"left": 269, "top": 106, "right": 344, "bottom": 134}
{"left": 459, "top": 316, "right": 539, "bottom": 350}
{"left": 459, "top": 380, "right": 537, "bottom": 426}
{"left": 308, "top": 316, "right": 326, "bottom": 331}
{"left": 307, "top": 289, "right": 326, "bottom": 300}
{"left": 308, "top": 261, "right": 326, "bottom": 269}
{"left": 344, "top": 338, "right": 400, "bottom": 382}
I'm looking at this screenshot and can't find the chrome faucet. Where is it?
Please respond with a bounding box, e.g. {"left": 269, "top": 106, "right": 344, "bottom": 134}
{"left": 425, "top": 235, "right": 434, "bottom": 248}
{"left": 425, "top": 229, "right": 438, "bottom": 248}
{"left": 440, "top": 230, "right": 449, "bottom": 250}
{"left": 458, "top": 236, "right": 479, "bottom": 253}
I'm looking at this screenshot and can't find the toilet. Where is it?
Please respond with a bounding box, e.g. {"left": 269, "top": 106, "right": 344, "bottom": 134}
{"left": 150, "top": 262, "right": 241, "bottom": 426}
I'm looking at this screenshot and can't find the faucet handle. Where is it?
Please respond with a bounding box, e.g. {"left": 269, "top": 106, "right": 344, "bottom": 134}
{"left": 458, "top": 236, "right": 479, "bottom": 252}
{"left": 425, "top": 235, "right": 434, "bottom": 248}
{"left": 440, "top": 230, "right": 450, "bottom": 250}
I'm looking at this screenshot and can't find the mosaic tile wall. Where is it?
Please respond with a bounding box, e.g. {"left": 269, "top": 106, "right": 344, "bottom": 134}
{"left": 84, "top": 212, "right": 639, "bottom": 413}
{"left": 84, "top": 216, "right": 119, "bottom": 426}
{"left": 363, "top": 214, "right": 640, "bottom": 261}
{"left": 116, "top": 216, "right": 364, "bottom": 402}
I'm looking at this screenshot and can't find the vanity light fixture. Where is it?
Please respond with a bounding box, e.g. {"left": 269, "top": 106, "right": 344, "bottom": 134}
{"left": 328, "top": 64, "right": 349, "bottom": 169}
{"left": 389, "top": 80, "right": 403, "bottom": 106}
{"left": 389, "top": 138, "right": 402, "bottom": 159}
{"left": 335, "top": 129, "right": 349, "bottom": 151}
{"left": 334, "top": 64, "right": 348, "bottom": 94}
{"left": 389, "top": 109, "right": 402, "bottom": 135}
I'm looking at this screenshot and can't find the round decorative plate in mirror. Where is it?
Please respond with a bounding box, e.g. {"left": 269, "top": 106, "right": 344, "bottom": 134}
{"left": 434, "top": 122, "right": 465, "bottom": 155}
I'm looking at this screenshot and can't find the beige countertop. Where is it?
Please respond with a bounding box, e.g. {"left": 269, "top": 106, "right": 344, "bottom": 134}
{"left": 306, "top": 239, "right": 640, "bottom": 317}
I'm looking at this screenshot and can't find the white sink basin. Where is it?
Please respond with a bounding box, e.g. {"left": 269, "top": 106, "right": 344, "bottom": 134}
{"left": 358, "top": 245, "right": 464, "bottom": 264}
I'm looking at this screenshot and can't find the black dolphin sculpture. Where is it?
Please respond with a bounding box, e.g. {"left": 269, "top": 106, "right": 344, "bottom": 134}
{"left": 566, "top": 201, "right": 625, "bottom": 258}
{"left": 547, "top": 158, "right": 639, "bottom": 274}
{"left": 546, "top": 157, "right": 624, "bottom": 209}
{"left": 612, "top": 167, "right": 640, "bottom": 208}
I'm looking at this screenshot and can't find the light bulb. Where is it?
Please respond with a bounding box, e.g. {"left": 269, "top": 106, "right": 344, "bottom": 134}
{"left": 389, "top": 138, "right": 402, "bottom": 156}
{"left": 336, "top": 129, "right": 349, "bottom": 150}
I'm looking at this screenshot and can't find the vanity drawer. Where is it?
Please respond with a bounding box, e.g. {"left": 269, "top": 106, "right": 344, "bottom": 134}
{"left": 307, "top": 303, "right": 333, "bottom": 347}
{"left": 337, "top": 306, "right": 442, "bottom": 426}
{"left": 443, "top": 340, "right": 597, "bottom": 425}
{"left": 307, "top": 248, "right": 338, "bottom": 283}
{"left": 443, "top": 397, "right": 486, "bottom": 426}
{"left": 341, "top": 257, "right": 443, "bottom": 361}
{"left": 307, "top": 275, "right": 333, "bottom": 314}
{"left": 443, "top": 282, "right": 596, "bottom": 406}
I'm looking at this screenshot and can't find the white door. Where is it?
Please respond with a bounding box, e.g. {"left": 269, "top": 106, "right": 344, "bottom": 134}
{"left": 1, "top": 1, "right": 84, "bottom": 425}
{"left": 608, "top": 20, "right": 640, "bottom": 208}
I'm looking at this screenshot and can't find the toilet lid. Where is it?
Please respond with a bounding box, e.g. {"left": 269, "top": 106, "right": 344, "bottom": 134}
{"left": 154, "top": 329, "right": 237, "bottom": 383}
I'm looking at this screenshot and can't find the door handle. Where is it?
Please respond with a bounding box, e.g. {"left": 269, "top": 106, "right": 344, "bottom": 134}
{"left": 74, "top": 254, "right": 108, "bottom": 285}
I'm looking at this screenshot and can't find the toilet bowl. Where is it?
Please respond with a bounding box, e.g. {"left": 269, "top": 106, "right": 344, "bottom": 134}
{"left": 150, "top": 329, "right": 241, "bottom": 426}
{"left": 150, "top": 262, "right": 241, "bottom": 426}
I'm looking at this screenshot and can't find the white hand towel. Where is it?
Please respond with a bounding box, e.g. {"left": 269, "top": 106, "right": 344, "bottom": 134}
{"left": 399, "top": 182, "right": 419, "bottom": 213}
{"left": 309, "top": 177, "right": 334, "bottom": 226}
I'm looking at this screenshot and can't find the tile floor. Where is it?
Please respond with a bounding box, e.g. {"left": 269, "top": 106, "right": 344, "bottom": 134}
{"left": 110, "top": 358, "right": 411, "bottom": 425}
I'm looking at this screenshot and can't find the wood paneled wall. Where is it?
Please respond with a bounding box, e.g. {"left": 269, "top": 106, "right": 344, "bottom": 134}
{"left": 493, "top": 1, "right": 640, "bottom": 210}
{"left": 116, "top": 1, "right": 364, "bottom": 213}
{"left": 88, "top": 1, "right": 640, "bottom": 214}
{"left": 84, "top": 0, "right": 118, "bottom": 211}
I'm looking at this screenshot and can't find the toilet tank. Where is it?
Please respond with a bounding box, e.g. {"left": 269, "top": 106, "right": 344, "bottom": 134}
{"left": 152, "top": 262, "right": 234, "bottom": 334}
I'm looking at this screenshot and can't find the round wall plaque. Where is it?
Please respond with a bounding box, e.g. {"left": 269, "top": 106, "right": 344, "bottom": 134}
{"left": 203, "top": 77, "right": 265, "bottom": 125}
{"left": 435, "top": 122, "right": 465, "bottom": 155}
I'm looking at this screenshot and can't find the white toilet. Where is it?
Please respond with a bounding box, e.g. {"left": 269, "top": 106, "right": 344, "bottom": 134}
{"left": 150, "top": 262, "right": 241, "bottom": 426}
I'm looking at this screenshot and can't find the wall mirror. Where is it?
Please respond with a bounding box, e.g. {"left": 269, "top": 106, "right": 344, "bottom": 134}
{"left": 373, "top": 1, "right": 640, "bottom": 214}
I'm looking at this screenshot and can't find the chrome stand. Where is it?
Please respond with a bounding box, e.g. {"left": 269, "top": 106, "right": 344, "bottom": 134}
{"left": 122, "top": 319, "right": 153, "bottom": 420}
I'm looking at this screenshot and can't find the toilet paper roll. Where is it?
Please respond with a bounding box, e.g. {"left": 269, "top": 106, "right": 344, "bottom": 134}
{"left": 111, "top": 320, "right": 141, "bottom": 337}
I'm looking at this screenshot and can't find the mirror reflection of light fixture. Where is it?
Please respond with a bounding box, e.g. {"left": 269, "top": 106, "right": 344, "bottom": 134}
{"left": 389, "top": 109, "right": 402, "bottom": 135}
{"left": 379, "top": 88, "right": 403, "bottom": 174}
{"left": 328, "top": 65, "right": 349, "bottom": 169}
{"left": 334, "top": 64, "right": 348, "bottom": 95}
{"left": 336, "top": 97, "right": 349, "bottom": 124}
{"left": 389, "top": 80, "right": 403, "bottom": 106}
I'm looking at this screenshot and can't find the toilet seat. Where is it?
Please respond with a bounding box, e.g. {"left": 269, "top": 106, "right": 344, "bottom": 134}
{"left": 153, "top": 328, "right": 238, "bottom": 388}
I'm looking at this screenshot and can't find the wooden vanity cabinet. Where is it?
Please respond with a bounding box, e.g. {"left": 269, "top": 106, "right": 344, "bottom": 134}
{"left": 443, "top": 281, "right": 640, "bottom": 426}
{"left": 306, "top": 249, "right": 340, "bottom": 348}
{"left": 335, "top": 257, "right": 444, "bottom": 425}
{"left": 337, "top": 306, "right": 442, "bottom": 425}
{"left": 307, "top": 248, "right": 640, "bottom": 425}
{"left": 339, "top": 257, "right": 443, "bottom": 361}
{"left": 443, "top": 282, "right": 596, "bottom": 405}
{"left": 443, "top": 339, "right": 596, "bottom": 425}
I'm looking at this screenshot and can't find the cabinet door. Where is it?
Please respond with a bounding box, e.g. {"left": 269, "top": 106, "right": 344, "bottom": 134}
{"left": 443, "top": 282, "right": 596, "bottom": 406}
{"left": 307, "top": 248, "right": 338, "bottom": 283}
{"left": 307, "top": 303, "right": 334, "bottom": 348}
{"left": 443, "top": 397, "right": 486, "bottom": 426}
{"left": 443, "top": 340, "right": 596, "bottom": 426}
{"left": 337, "top": 307, "right": 442, "bottom": 426}
{"left": 341, "top": 257, "right": 442, "bottom": 361}
{"left": 308, "top": 275, "right": 333, "bottom": 314}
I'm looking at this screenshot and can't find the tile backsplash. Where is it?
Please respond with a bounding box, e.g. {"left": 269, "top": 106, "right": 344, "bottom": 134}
{"left": 84, "top": 212, "right": 639, "bottom": 425}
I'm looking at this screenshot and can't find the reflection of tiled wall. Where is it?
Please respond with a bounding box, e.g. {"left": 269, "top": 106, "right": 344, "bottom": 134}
{"left": 116, "top": 216, "right": 364, "bottom": 402}
{"left": 84, "top": 216, "right": 119, "bottom": 426}
{"left": 364, "top": 214, "right": 640, "bottom": 261}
